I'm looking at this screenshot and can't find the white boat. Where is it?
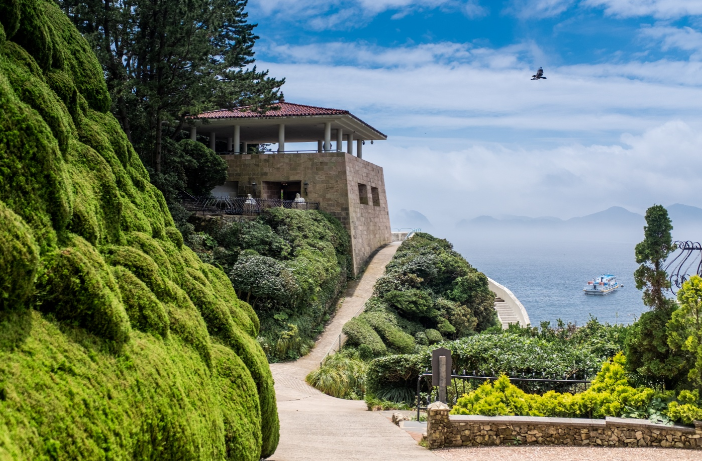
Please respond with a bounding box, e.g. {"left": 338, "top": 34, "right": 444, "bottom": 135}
{"left": 583, "top": 274, "right": 621, "bottom": 295}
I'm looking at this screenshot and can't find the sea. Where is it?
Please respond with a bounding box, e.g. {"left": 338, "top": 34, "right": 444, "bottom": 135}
{"left": 446, "top": 234, "right": 646, "bottom": 327}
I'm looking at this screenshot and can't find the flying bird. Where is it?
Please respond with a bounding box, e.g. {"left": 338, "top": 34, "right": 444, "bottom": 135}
{"left": 531, "top": 67, "right": 546, "bottom": 80}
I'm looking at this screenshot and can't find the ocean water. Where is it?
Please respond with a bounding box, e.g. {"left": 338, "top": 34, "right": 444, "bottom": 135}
{"left": 450, "top": 236, "right": 646, "bottom": 326}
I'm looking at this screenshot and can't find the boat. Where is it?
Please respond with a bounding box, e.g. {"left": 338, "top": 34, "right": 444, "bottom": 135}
{"left": 583, "top": 274, "right": 621, "bottom": 295}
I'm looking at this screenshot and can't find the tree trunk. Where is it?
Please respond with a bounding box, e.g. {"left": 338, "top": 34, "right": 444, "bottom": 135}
{"left": 118, "top": 95, "right": 132, "bottom": 143}
{"left": 154, "top": 113, "right": 162, "bottom": 173}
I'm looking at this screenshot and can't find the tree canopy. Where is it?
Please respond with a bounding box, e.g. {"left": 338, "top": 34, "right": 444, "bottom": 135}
{"left": 55, "top": 0, "right": 284, "bottom": 191}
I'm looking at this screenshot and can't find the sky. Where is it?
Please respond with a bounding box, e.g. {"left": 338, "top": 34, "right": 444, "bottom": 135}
{"left": 246, "top": 0, "right": 702, "bottom": 227}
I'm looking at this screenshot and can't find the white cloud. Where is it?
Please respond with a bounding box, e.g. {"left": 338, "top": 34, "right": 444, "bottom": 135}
{"left": 584, "top": 0, "right": 702, "bottom": 19}
{"left": 259, "top": 40, "right": 702, "bottom": 136}
{"left": 639, "top": 24, "right": 702, "bottom": 58}
{"left": 249, "top": 0, "right": 488, "bottom": 28}
{"left": 374, "top": 120, "right": 702, "bottom": 224}
{"left": 506, "top": 0, "right": 576, "bottom": 19}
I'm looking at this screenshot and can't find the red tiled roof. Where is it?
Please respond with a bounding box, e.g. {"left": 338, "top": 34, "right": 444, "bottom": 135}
{"left": 196, "top": 101, "right": 387, "bottom": 139}
{"left": 197, "top": 102, "right": 349, "bottom": 119}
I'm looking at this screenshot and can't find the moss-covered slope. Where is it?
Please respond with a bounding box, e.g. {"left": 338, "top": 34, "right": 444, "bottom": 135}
{"left": 0, "top": 0, "right": 278, "bottom": 459}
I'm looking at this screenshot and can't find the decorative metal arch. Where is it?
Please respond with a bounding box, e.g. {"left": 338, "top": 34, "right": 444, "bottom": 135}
{"left": 665, "top": 241, "right": 702, "bottom": 294}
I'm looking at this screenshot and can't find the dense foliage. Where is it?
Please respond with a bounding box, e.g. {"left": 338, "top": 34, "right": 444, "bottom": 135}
{"left": 0, "top": 1, "right": 277, "bottom": 458}
{"left": 342, "top": 233, "right": 498, "bottom": 359}
{"left": 364, "top": 318, "right": 626, "bottom": 404}
{"left": 451, "top": 353, "right": 702, "bottom": 425}
{"left": 626, "top": 205, "right": 689, "bottom": 388}
{"left": 55, "top": 0, "right": 283, "bottom": 174}
{"left": 186, "top": 208, "right": 351, "bottom": 361}
{"left": 306, "top": 351, "right": 367, "bottom": 400}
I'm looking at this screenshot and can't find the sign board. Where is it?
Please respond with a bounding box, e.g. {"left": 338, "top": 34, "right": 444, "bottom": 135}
{"left": 431, "top": 347, "right": 452, "bottom": 386}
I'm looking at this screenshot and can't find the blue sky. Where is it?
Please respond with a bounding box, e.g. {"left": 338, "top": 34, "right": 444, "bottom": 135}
{"left": 246, "top": 1, "right": 702, "bottom": 226}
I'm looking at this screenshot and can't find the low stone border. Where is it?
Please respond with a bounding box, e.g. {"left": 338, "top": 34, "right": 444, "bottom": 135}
{"left": 425, "top": 402, "right": 702, "bottom": 450}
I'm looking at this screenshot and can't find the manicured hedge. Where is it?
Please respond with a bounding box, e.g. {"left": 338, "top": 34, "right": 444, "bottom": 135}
{"left": 343, "top": 317, "right": 387, "bottom": 357}
{"left": 0, "top": 2, "right": 278, "bottom": 457}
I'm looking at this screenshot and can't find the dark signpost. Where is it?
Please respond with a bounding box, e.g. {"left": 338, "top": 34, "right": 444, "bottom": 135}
{"left": 431, "top": 347, "right": 452, "bottom": 403}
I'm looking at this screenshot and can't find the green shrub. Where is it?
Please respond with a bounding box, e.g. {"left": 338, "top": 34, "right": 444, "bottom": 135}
{"left": 451, "top": 354, "right": 656, "bottom": 419}
{"left": 343, "top": 317, "right": 387, "bottom": 357}
{"left": 35, "top": 236, "right": 131, "bottom": 345}
{"left": 383, "top": 289, "right": 433, "bottom": 318}
{"left": 366, "top": 353, "right": 428, "bottom": 402}
{"left": 425, "top": 329, "right": 443, "bottom": 344}
{"left": 0, "top": 202, "right": 39, "bottom": 310}
{"left": 362, "top": 311, "right": 415, "bottom": 354}
{"left": 626, "top": 305, "right": 688, "bottom": 388}
{"left": 668, "top": 275, "right": 702, "bottom": 389}
{"left": 306, "top": 352, "right": 367, "bottom": 399}
{"left": 188, "top": 208, "right": 350, "bottom": 361}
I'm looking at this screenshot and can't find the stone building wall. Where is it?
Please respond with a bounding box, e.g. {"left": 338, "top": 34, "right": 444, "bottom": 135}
{"left": 220, "top": 152, "right": 391, "bottom": 274}
{"left": 343, "top": 155, "right": 392, "bottom": 274}
{"left": 425, "top": 403, "right": 702, "bottom": 450}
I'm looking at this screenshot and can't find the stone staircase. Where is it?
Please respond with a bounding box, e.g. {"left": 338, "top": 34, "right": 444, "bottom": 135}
{"left": 494, "top": 297, "right": 520, "bottom": 329}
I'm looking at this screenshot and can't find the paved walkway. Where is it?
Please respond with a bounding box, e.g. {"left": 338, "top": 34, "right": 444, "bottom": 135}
{"left": 268, "top": 242, "right": 439, "bottom": 461}
{"left": 266, "top": 242, "right": 693, "bottom": 460}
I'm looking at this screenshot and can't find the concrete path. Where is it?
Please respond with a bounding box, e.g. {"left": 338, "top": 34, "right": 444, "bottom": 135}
{"left": 268, "top": 242, "right": 439, "bottom": 461}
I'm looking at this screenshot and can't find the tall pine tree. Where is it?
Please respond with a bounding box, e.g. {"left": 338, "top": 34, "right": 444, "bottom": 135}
{"left": 56, "top": 0, "right": 283, "bottom": 191}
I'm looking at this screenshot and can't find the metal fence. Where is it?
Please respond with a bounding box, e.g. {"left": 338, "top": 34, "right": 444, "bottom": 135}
{"left": 415, "top": 371, "right": 591, "bottom": 420}
{"left": 181, "top": 195, "right": 320, "bottom": 215}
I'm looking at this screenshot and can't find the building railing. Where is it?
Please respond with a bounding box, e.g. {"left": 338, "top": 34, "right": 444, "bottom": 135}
{"left": 181, "top": 194, "right": 320, "bottom": 215}
{"left": 415, "top": 371, "right": 592, "bottom": 420}
{"left": 217, "top": 149, "right": 347, "bottom": 155}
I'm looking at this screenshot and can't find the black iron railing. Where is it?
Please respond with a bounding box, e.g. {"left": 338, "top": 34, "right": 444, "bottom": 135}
{"left": 415, "top": 371, "right": 592, "bottom": 420}
{"left": 181, "top": 194, "right": 319, "bottom": 215}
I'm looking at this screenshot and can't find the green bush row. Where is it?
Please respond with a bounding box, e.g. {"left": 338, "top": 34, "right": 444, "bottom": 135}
{"left": 451, "top": 353, "right": 702, "bottom": 425}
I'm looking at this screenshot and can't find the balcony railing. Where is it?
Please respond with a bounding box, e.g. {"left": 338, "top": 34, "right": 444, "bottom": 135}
{"left": 181, "top": 194, "right": 319, "bottom": 215}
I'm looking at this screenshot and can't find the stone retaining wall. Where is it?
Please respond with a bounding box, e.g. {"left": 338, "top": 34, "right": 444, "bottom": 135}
{"left": 425, "top": 402, "right": 702, "bottom": 450}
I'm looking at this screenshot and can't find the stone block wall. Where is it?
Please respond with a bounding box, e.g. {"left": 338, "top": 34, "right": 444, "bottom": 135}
{"left": 343, "top": 155, "right": 391, "bottom": 274}
{"left": 220, "top": 152, "right": 391, "bottom": 274}
{"left": 425, "top": 403, "right": 702, "bottom": 450}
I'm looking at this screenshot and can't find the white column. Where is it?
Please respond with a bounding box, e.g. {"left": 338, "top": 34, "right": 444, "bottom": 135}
{"left": 324, "top": 122, "right": 332, "bottom": 151}
{"left": 357, "top": 139, "right": 363, "bottom": 159}
{"left": 336, "top": 128, "right": 343, "bottom": 152}
{"left": 243, "top": 142, "right": 248, "bottom": 154}
{"left": 190, "top": 126, "right": 197, "bottom": 141}
{"left": 233, "top": 125, "right": 240, "bottom": 154}
{"left": 227, "top": 137, "right": 233, "bottom": 152}
{"left": 278, "top": 123, "right": 285, "bottom": 153}
{"left": 209, "top": 132, "right": 216, "bottom": 151}
{"left": 317, "top": 140, "right": 323, "bottom": 153}
{"left": 347, "top": 133, "right": 354, "bottom": 155}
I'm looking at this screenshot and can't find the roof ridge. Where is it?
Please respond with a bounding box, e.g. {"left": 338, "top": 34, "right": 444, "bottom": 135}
{"left": 276, "top": 101, "right": 349, "bottom": 113}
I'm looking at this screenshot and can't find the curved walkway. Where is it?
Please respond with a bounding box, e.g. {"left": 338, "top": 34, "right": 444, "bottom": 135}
{"left": 268, "top": 242, "right": 439, "bottom": 461}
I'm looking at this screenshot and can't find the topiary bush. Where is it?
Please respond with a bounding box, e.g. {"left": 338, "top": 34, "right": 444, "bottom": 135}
{"left": 343, "top": 317, "right": 387, "bottom": 357}
{"left": 0, "top": 1, "right": 278, "bottom": 457}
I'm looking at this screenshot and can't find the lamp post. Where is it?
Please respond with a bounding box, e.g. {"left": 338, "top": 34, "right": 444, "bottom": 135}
{"left": 303, "top": 181, "right": 309, "bottom": 196}
{"left": 251, "top": 181, "right": 257, "bottom": 197}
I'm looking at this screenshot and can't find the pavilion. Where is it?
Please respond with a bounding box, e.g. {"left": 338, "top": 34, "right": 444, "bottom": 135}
{"left": 191, "top": 100, "right": 391, "bottom": 275}
{"left": 190, "top": 101, "right": 387, "bottom": 158}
